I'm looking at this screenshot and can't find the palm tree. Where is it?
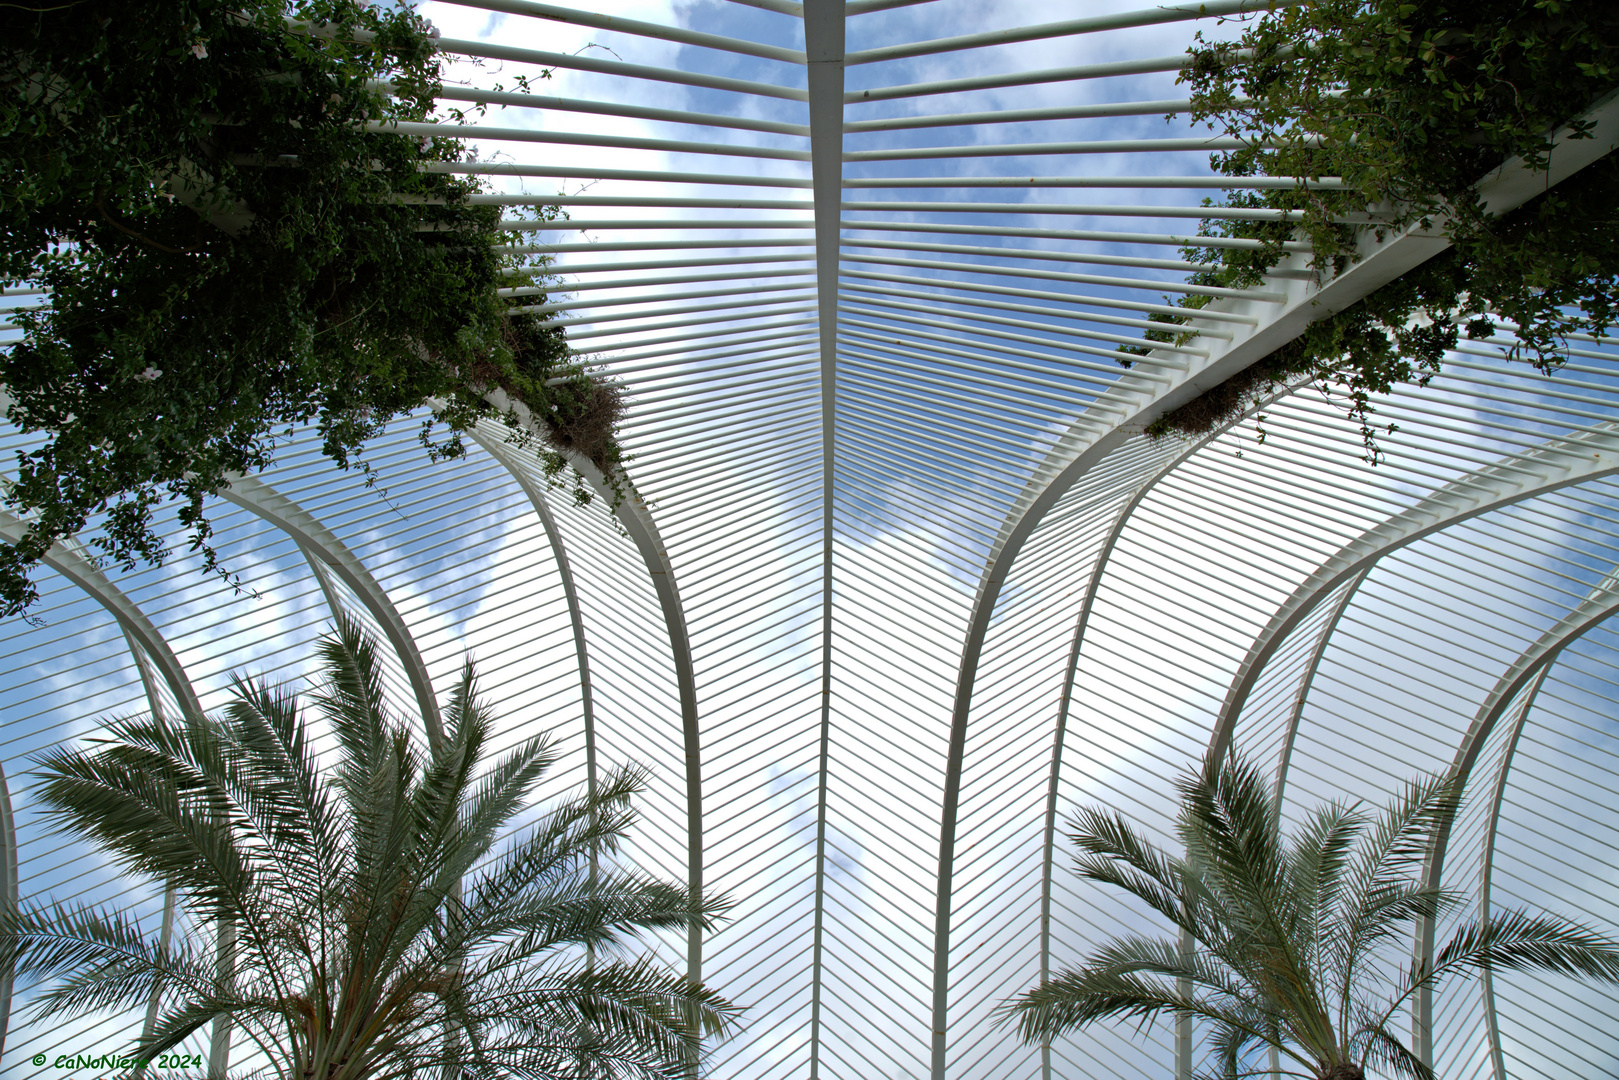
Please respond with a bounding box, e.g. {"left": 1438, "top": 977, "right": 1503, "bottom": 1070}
{"left": 1000, "top": 748, "right": 1619, "bottom": 1080}
{"left": 1, "top": 617, "right": 736, "bottom": 1080}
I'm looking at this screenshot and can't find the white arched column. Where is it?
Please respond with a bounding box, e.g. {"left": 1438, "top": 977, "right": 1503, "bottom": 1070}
{"left": 926, "top": 90, "right": 1619, "bottom": 1080}
{"left": 467, "top": 429, "right": 599, "bottom": 803}
{"left": 1207, "top": 422, "right": 1619, "bottom": 760}
{"left": 213, "top": 474, "right": 442, "bottom": 744}
{"left": 1413, "top": 568, "right": 1619, "bottom": 1071}
{"left": 472, "top": 394, "right": 706, "bottom": 988}
{"left": 0, "top": 510, "right": 205, "bottom": 1062}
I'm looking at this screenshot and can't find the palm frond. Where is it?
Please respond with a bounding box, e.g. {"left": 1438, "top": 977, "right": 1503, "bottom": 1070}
{"left": 1355, "top": 1011, "right": 1434, "bottom": 1080}
{"left": 1068, "top": 806, "right": 1195, "bottom": 933}
{"left": 1285, "top": 800, "right": 1363, "bottom": 965}
{"left": 1434, "top": 909, "right": 1619, "bottom": 982}
{"left": 20, "top": 622, "right": 739, "bottom": 1080}
{"left": 311, "top": 611, "right": 397, "bottom": 812}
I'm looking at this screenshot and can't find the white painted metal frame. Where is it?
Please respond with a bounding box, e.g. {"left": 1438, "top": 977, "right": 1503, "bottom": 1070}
{"left": 6, "top": 6, "right": 1619, "bottom": 1079}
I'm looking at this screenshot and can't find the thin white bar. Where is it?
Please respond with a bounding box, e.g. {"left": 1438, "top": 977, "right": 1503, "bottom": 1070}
{"left": 502, "top": 253, "right": 814, "bottom": 280}
{"left": 505, "top": 219, "right": 814, "bottom": 233}
{"left": 533, "top": 267, "right": 816, "bottom": 292}
{"left": 838, "top": 341, "right": 1129, "bottom": 400}
{"left": 846, "top": 0, "right": 936, "bottom": 12}
{"left": 586, "top": 317, "right": 817, "bottom": 360}
{"left": 435, "top": 35, "right": 809, "bottom": 101}
{"left": 846, "top": 0, "right": 1305, "bottom": 65}
{"left": 436, "top": 0, "right": 807, "bottom": 63}
{"left": 413, "top": 167, "right": 811, "bottom": 189}
{"left": 843, "top": 175, "right": 1340, "bottom": 192}
{"left": 840, "top": 268, "right": 1258, "bottom": 324}
{"left": 723, "top": 0, "right": 803, "bottom": 14}
{"left": 842, "top": 236, "right": 1214, "bottom": 274}
{"left": 523, "top": 238, "right": 814, "bottom": 255}
{"left": 606, "top": 333, "right": 819, "bottom": 370}
{"left": 840, "top": 252, "right": 1285, "bottom": 302}
{"left": 553, "top": 293, "right": 817, "bottom": 325}
{"left": 847, "top": 54, "right": 1188, "bottom": 103}
{"left": 564, "top": 304, "right": 817, "bottom": 339}
{"left": 839, "top": 329, "right": 1135, "bottom": 388}
{"left": 843, "top": 98, "right": 1203, "bottom": 132}
{"left": 372, "top": 119, "right": 812, "bottom": 162}
{"left": 838, "top": 293, "right": 1205, "bottom": 356}
{"left": 841, "top": 309, "right": 1182, "bottom": 372}
{"left": 514, "top": 282, "right": 814, "bottom": 314}
{"left": 536, "top": 195, "right": 814, "bottom": 209}
{"left": 838, "top": 216, "right": 1311, "bottom": 254}
{"left": 425, "top": 84, "right": 811, "bottom": 136}
{"left": 840, "top": 278, "right": 1229, "bottom": 338}
{"left": 841, "top": 198, "right": 1312, "bottom": 222}
{"left": 844, "top": 135, "right": 1247, "bottom": 161}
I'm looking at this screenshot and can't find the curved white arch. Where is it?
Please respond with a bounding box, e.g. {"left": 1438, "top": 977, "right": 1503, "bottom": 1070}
{"left": 1208, "top": 422, "right": 1619, "bottom": 760}
{"left": 1271, "top": 570, "right": 1369, "bottom": 816}
{"left": 0, "top": 761, "right": 15, "bottom": 1058}
{"left": 927, "top": 95, "right": 1619, "bottom": 1073}
{"left": 0, "top": 511, "right": 203, "bottom": 720}
{"left": 473, "top": 394, "right": 706, "bottom": 987}
{"left": 1473, "top": 666, "right": 1549, "bottom": 1080}
{"left": 0, "top": 509, "right": 205, "bottom": 1060}
{"left": 212, "top": 474, "right": 443, "bottom": 745}
{"left": 1412, "top": 570, "right": 1619, "bottom": 1069}
{"left": 467, "top": 431, "right": 599, "bottom": 802}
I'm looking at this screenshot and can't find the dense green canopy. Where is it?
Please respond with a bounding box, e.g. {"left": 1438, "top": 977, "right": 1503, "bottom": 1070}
{"left": 0, "top": 0, "right": 620, "bottom": 616}
{"left": 1149, "top": 0, "right": 1619, "bottom": 456}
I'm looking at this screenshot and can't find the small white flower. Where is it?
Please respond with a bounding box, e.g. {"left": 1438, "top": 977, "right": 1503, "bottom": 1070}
{"left": 424, "top": 19, "right": 441, "bottom": 40}
{"left": 134, "top": 366, "right": 162, "bottom": 382}
{"left": 190, "top": 41, "right": 208, "bottom": 59}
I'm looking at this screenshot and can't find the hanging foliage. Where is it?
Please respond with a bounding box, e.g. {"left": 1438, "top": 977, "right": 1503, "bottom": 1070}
{"left": 0, "top": 0, "right": 623, "bottom": 616}
{"left": 1145, "top": 0, "right": 1619, "bottom": 458}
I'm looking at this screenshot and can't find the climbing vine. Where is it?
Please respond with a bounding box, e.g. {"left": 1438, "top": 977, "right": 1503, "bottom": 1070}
{"left": 0, "top": 0, "right": 623, "bottom": 616}
{"left": 1145, "top": 0, "right": 1619, "bottom": 457}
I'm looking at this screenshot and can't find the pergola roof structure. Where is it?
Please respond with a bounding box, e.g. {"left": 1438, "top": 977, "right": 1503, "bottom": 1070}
{"left": 4, "top": 2, "right": 1619, "bottom": 1078}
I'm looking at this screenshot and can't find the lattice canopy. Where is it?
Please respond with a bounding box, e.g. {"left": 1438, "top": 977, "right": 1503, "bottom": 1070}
{"left": 4, "top": 2, "right": 1618, "bottom": 1078}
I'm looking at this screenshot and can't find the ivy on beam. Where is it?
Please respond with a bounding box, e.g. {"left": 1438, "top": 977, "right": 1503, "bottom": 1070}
{"left": 1145, "top": 0, "right": 1619, "bottom": 459}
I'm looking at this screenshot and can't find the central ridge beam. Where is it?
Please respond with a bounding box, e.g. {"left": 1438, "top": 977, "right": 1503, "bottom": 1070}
{"left": 803, "top": 4, "right": 844, "bottom": 1079}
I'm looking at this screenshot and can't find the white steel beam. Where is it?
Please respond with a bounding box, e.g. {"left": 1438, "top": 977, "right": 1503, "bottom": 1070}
{"left": 928, "top": 90, "right": 1619, "bottom": 1080}
{"left": 1413, "top": 566, "right": 1619, "bottom": 1071}
{"left": 804, "top": 4, "right": 844, "bottom": 1077}
{"left": 473, "top": 390, "right": 707, "bottom": 991}
{"left": 435, "top": 36, "right": 809, "bottom": 100}
{"left": 213, "top": 474, "right": 442, "bottom": 744}
{"left": 469, "top": 432, "right": 600, "bottom": 804}
{"left": 0, "top": 761, "right": 14, "bottom": 1057}
{"left": 437, "top": 0, "right": 808, "bottom": 63}
{"left": 430, "top": 85, "right": 811, "bottom": 135}
{"left": 1208, "top": 422, "right": 1619, "bottom": 760}
{"left": 1271, "top": 571, "right": 1368, "bottom": 815}
{"left": 0, "top": 509, "right": 205, "bottom": 1061}
{"left": 378, "top": 119, "right": 813, "bottom": 162}
{"left": 843, "top": 0, "right": 1305, "bottom": 65}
